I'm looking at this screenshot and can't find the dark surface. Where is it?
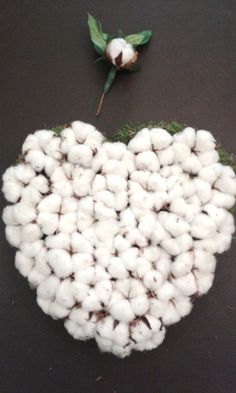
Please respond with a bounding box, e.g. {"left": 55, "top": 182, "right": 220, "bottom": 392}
{"left": 0, "top": 1, "right": 236, "bottom": 392}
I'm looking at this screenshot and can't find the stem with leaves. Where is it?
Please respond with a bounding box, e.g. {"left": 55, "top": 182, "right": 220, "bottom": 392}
{"left": 96, "top": 66, "right": 117, "bottom": 116}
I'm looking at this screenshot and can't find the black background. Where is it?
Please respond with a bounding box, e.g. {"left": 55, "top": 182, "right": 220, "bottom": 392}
{"left": 1, "top": 1, "right": 236, "bottom": 392}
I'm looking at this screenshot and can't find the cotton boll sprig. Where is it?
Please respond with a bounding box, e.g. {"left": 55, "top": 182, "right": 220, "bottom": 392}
{"left": 2, "top": 120, "right": 236, "bottom": 358}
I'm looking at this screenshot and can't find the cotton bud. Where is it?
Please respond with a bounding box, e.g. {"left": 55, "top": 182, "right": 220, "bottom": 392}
{"left": 56, "top": 279, "right": 76, "bottom": 309}
{"left": 211, "top": 190, "right": 235, "bottom": 209}
{"left": 14, "top": 163, "right": 35, "bottom": 184}
{"left": 195, "top": 130, "right": 215, "bottom": 152}
{"left": 162, "top": 302, "right": 181, "bottom": 326}
{"left": 102, "top": 159, "right": 128, "bottom": 177}
{"left": 194, "top": 178, "right": 212, "bottom": 203}
{"left": 37, "top": 212, "right": 59, "bottom": 235}
{"left": 22, "top": 134, "right": 40, "bottom": 153}
{"left": 181, "top": 154, "right": 201, "bottom": 174}
{"left": 2, "top": 179, "right": 22, "bottom": 203}
{"left": 110, "top": 299, "right": 135, "bottom": 322}
{"left": 128, "top": 129, "right": 152, "bottom": 153}
{"left": 135, "top": 151, "right": 160, "bottom": 172}
{"left": 148, "top": 173, "right": 167, "bottom": 192}
{"left": 13, "top": 203, "right": 36, "bottom": 225}
{"left": 215, "top": 175, "right": 236, "bottom": 195}
{"left": 158, "top": 146, "right": 175, "bottom": 166}
{"left": 44, "top": 137, "right": 62, "bottom": 160}
{"left": 58, "top": 212, "right": 76, "bottom": 233}
{"left": 143, "top": 270, "right": 164, "bottom": 291}
{"left": 106, "top": 174, "right": 127, "bottom": 192}
{"left": 21, "top": 223, "right": 42, "bottom": 242}
{"left": 150, "top": 128, "right": 172, "bottom": 150}
{"left": 71, "top": 121, "right": 95, "bottom": 143}
{"left": 68, "top": 144, "right": 93, "bottom": 167}
{"left": 102, "top": 141, "right": 127, "bottom": 160}
{"left": 106, "top": 38, "right": 138, "bottom": 69}
{"left": 173, "top": 142, "right": 191, "bottom": 162}
{"left": 37, "top": 275, "right": 60, "bottom": 300}
{"left": 198, "top": 150, "right": 219, "bottom": 166}
{"left": 60, "top": 128, "right": 76, "bottom": 153}
{"left": 84, "top": 130, "right": 104, "bottom": 152}
{"left": 21, "top": 185, "right": 43, "bottom": 206}
{"left": 26, "top": 149, "right": 45, "bottom": 172}
{"left": 131, "top": 295, "right": 149, "bottom": 316}
{"left": 15, "top": 251, "right": 34, "bottom": 277}
{"left": 37, "top": 194, "right": 61, "bottom": 213}
{"left": 172, "top": 272, "right": 198, "bottom": 296}
{"left": 47, "top": 248, "right": 72, "bottom": 278}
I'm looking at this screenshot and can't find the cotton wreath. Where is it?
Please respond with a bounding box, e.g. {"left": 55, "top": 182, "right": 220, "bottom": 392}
{"left": 2, "top": 120, "right": 236, "bottom": 358}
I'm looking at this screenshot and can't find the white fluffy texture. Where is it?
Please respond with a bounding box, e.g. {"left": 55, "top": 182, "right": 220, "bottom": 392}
{"left": 2, "top": 121, "right": 236, "bottom": 358}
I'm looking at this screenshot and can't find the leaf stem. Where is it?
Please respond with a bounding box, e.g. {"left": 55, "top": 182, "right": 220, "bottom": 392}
{"left": 96, "top": 93, "right": 105, "bottom": 117}
{"left": 96, "top": 66, "right": 117, "bottom": 116}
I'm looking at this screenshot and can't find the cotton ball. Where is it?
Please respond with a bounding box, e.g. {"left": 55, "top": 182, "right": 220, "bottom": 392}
{"left": 37, "top": 275, "right": 60, "bottom": 300}
{"left": 14, "top": 163, "right": 35, "bottom": 184}
{"left": 102, "top": 159, "right": 128, "bottom": 178}
{"left": 110, "top": 299, "right": 135, "bottom": 322}
{"left": 95, "top": 335, "right": 112, "bottom": 353}
{"left": 26, "top": 149, "right": 45, "bottom": 172}
{"left": 102, "top": 141, "right": 127, "bottom": 160}
{"left": 92, "top": 149, "right": 108, "bottom": 172}
{"left": 194, "top": 249, "right": 216, "bottom": 273}
{"left": 106, "top": 174, "right": 127, "bottom": 193}
{"left": 112, "top": 344, "right": 131, "bottom": 358}
{"left": 157, "top": 281, "right": 178, "bottom": 301}
{"left": 50, "top": 167, "right": 67, "bottom": 182}
{"left": 161, "top": 237, "right": 180, "bottom": 256}
{"left": 126, "top": 228, "right": 148, "bottom": 247}
{"left": 47, "top": 248, "right": 72, "bottom": 278}
{"left": 135, "top": 151, "right": 160, "bottom": 172}
{"left": 171, "top": 252, "right": 193, "bottom": 277}
{"left": 130, "top": 319, "right": 152, "bottom": 343}
{"left": 164, "top": 213, "right": 190, "bottom": 237}
{"left": 21, "top": 223, "right": 42, "bottom": 242}
{"left": 92, "top": 174, "right": 106, "bottom": 193}
{"left": 195, "top": 130, "right": 215, "bottom": 152}
{"left": 2, "top": 205, "right": 18, "bottom": 226}
{"left": 148, "top": 173, "right": 167, "bottom": 192}
{"left": 34, "top": 247, "right": 51, "bottom": 276}
{"left": 13, "top": 202, "right": 36, "bottom": 225}
{"left": 172, "top": 142, "right": 191, "bottom": 163}
{"left": 131, "top": 294, "right": 149, "bottom": 316}
{"left": 27, "top": 268, "right": 45, "bottom": 288}
{"left": 214, "top": 233, "right": 232, "bottom": 253}
{"left": 95, "top": 190, "right": 115, "bottom": 208}
{"left": 71, "top": 121, "right": 95, "bottom": 143}
{"left": 108, "top": 257, "right": 128, "bottom": 279}
{"left": 112, "top": 321, "right": 129, "bottom": 346}
{"left": 149, "top": 298, "right": 169, "bottom": 318}
{"left": 30, "top": 174, "right": 49, "bottom": 194}
{"left": 120, "top": 247, "right": 138, "bottom": 271}
{"left": 60, "top": 197, "right": 77, "bottom": 214}
{"left": 95, "top": 201, "right": 117, "bottom": 220}
{"left": 198, "top": 150, "right": 219, "bottom": 166}
{"left": 37, "top": 212, "right": 59, "bottom": 235}
{"left": 15, "top": 251, "right": 34, "bottom": 277}
{"left": 84, "top": 130, "right": 104, "bottom": 152}
{"left": 130, "top": 190, "right": 154, "bottom": 210}
{"left": 43, "top": 137, "right": 62, "bottom": 160}
{"left": 72, "top": 168, "right": 94, "bottom": 197}
{"left": 203, "top": 203, "right": 227, "bottom": 228}
{"left": 44, "top": 156, "right": 59, "bottom": 176}
{"left": 114, "top": 191, "right": 128, "bottom": 211}
{"left": 71, "top": 282, "right": 89, "bottom": 302}
{"left": 158, "top": 146, "right": 175, "bottom": 166}
{"left": 182, "top": 127, "right": 196, "bottom": 148}
{"left": 46, "top": 232, "right": 70, "bottom": 250}
{"left": 182, "top": 179, "right": 196, "bottom": 198}
{"left": 199, "top": 163, "right": 222, "bottom": 184}
{"left": 68, "top": 144, "right": 93, "bottom": 167}
{"left": 128, "top": 128, "right": 152, "bottom": 153}
{"left": 154, "top": 255, "right": 171, "bottom": 279}
{"left": 60, "top": 128, "right": 76, "bottom": 154}
{"left": 56, "top": 279, "right": 75, "bottom": 309}
{"left": 138, "top": 212, "right": 156, "bottom": 238}
{"left": 22, "top": 133, "right": 40, "bottom": 153}
{"left": 215, "top": 175, "right": 236, "bottom": 195}
{"left": 95, "top": 280, "right": 112, "bottom": 305}
{"left": 172, "top": 272, "right": 198, "bottom": 296}
{"left": 191, "top": 213, "right": 217, "bottom": 239}
{"left": 181, "top": 154, "right": 201, "bottom": 174}
{"left": 2, "top": 179, "right": 22, "bottom": 203}
{"left": 194, "top": 270, "right": 214, "bottom": 295}
{"left": 169, "top": 198, "right": 187, "bottom": 216}
{"left": 71, "top": 253, "right": 93, "bottom": 272}
{"left": 174, "top": 296, "right": 192, "bottom": 318}
{"left": 48, "top": 301, "right": 69, "bottom": 319}
{"left": 114, "top": 235, "right": 131, "bottom": 253}
{"left": 150, "top": 128, "right": 172, "bottom": 150}
{"left": 20, "top": 187, "right": 41, "bottom": 210}
{"left": 130, "top": 170, "right": 150, "bottom": 189}
{"left": 82, "top": 289, "right": 101, "bottom": 312}
{"left": 122, "top": 150, "right": 136, "bottom": 174}
{"left": 211, "top": 190, "right": 235, "bottom": 209}
{"left": 151, "top": 221, "right": 168, "bottom": 244}
{"left": 71, "top": 232, "right": 93, "bottom": 254}
{"left": 37, "top": 194, "right": 61, "bottom": 213}
{"left": 143, "top": 270, "right": 164, "bottom": 291}
{"left": 162, "top": 302, "right": 181, "bottom": 326}
{"left": 58, "top": 212, "right": 76, "bottom": 233}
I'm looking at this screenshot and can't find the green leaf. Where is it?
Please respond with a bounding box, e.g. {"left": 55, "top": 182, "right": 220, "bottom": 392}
{"left": 103, "top": 66, "right": 117, "bottom": 94}
{"left": 125, "top": 30, "right": 152, "bottom": 47}
{"left": 87, "top": 13, "right": 108, "bottom": 55}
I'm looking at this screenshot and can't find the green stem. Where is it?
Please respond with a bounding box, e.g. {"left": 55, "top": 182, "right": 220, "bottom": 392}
{"left": 96, "top": 66, "right": 117, "bottom": 116}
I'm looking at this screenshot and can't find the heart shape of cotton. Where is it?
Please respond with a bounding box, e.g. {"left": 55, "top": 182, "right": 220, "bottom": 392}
{"left": 2, "top": 121, "right": 236, "bottom": 358}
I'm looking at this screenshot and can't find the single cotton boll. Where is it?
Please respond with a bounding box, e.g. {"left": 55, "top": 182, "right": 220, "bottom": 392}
{"left": 214, "top": 233, "right": 232, "bottom": 253}
{"left": 176, "top": 233, "right": 193, "bottom": 254}
{"left": 77, "top": 196, "right": 94, "bottom": 216}
{"left": 37, "top": 212, "right": 59, "bottom": 235}
{"left": 150, "top": 128, "right": 172, "bottom": 150}
{"left": 94, "top": 190, "right": 115, "bottom": 208}
{"left": 60, "top": 197, "right": 77, "bottom": 214}
{"left": 108, "top": 257, "right": 128, "bottom": 279}
{"left": 2, "top": 179, "right": 22, "bottom": 203}
{"left": 174, "top": 296, "right": 192, "bottom": 318}
{"left": 47, "top": 248, "right": 72, "bottom": 278}
{"left": 182, "top": 127, "right": 196, "bottom": 148}
{"left": 106, "top": 174, "right": 127, "bottom": 192}
{"left": 58, "top": 212, "right": 76, "bottom": 233}
{"left": 119, "top": 208, "right": 136, "bottom": 232}
{"left": 138, "top": 212, "right": 156, "bottom": 238}
{"left": 181, "top": 154, "right": 202, "bottom": 174}
{"left": 56, "top": 279, "right": 75, "bottom": 309}
{"left": 135, "top": 151, "right": 160, "bottom": 172}
{"left": 199, "top": 163, "right": 222, "bottom": 184}
{"left": 44, "top": 137, "right": 62, "bottom": 160}
{"left": 198, "top": 150, "right": 219, "bottom": 166}
{"left": 68, "top": 144, "right": 93, "bottom": 167}
{"left": 95, "top": 280, "right": 112, "bottom": 304}
{"left": 45, "top": 232, "right": 70, "bottom": 250}
{"left": 20, "top": 240, "right": 43, "bottom": 258}
{"left": 131, "top": 320, "right": 152, "bottom": 343}
{"left": 149, "top": 298, "right": 168, "bottom": 318}
{"left": 143, "top": 270, "right": 164, "bottom": 291}
{"left": 21, "top": 223, "right": 42, "bottom": 242}
{"left": 171, "top": 252, "right": 193, "bottom": 277}
{"left": 126, "top": 228, "right": 147, "bottom": 247}
{"left": 44, "top": 156, "right": 60, "bottom": 177}
{"left": 34, "top": 129, "right": 54, "bottom": 148}
{"left": 194, "top": 270, "right": 214, "bottom": 295}
{"left": 194, "top": 249, "right": 216, "bottom": 273}
{"left": 30, "top": 175, "right": 49, "bottom": 194}
{"left": 15, "top": 251, "right": 34, "bottom": 277}
{"left": 2, "top": 205, "right": 18, "bottom": 226}
{"left": 195, "top": 130, "right": 215, "bottom": 152}
{"left": 158, "top": 147, "right": 175, "bottom": 166}
{"left": 130, "top": 170, "right": 150, "bottom": 189}
{"left": 184, "top": 203, "right": 201, "bottom": 222}
{"left": 92, "top": 149, "right": 108, "bottom": 172}
{"left": 34, "top": 248, "right": 51, "bottom": 276}
{"left": 71, "top": 121, "right": 95, "bottom": 143}
{"left": 154, "top": 256, "right": 171, "bottom": 279}
{"left": 182, "top": 180, "right": 196, "bottom": 198}
{"left": 172, "top": 272, "right": 198, "bottom": 296}
{"left": 113, "top": 321, "right": 129, "bottom": 346}
{"left": 72, "top": 169, "right": 94, "bottom": 197}
{"left": 157, "top": 281, "right": 178, "bottom": 301}
{"left": 95, "top": 201, "right": 117, "bottom": 220}
{"left": 114, "top": 235, "right": 131, "bottom": 253}
{"left": 215, "top": 175, "right": 236, "bottom": 195}
{"left": 95, "top": 335, "right": 112, "bottom": 352}
{"left": 71, "top": 282, "right": 89, "bottom": 302}
{"left": 161, "top": 237, "right": 180, "bottom": 256}
{"left": 172, "top": 142, "right": 191, "bottom": 163}
{"left": 130, "top": 190, "right": 154, "bottom": 210}
{"left": 129, "top": 278, "right": 146, "bottom": 297}
{"left": 14, "top": 163, "right": 35, "bottom": 184}
{"left": 203, "top": 203, "right": 227, "bottom": 228}
{"left": 102, "top": 159, "right": 128, "bottom": 178}
{"left": 37, "top": 194, "right": 61, "bottom": 213}
{"left": 71, "top": 253, "right": 93, "bottom": 272}
{"left": 27, "top": 268, "right": 45, "bottom": 288}
{"left": 82, "top": 289, "right": 101, "bottom": 312}
{"left": 13, "top": 203, "right": 36, "bottom": 225}
{"left": 151, "top": 221, "right": 168, "bottom": 244}
{"left": 162, "top": 302, "right": 181, "bottom": 326}
{"left": 71, "top": 232, "right": 93, "bottom": 254}
{"left": 50, "top": 167, "right": 67, "bottom": 182}
{"left": 191, "top": 213, "right": 217, "bottom": 239}
{"left": 84, "top": 130, "right": 104, "bottom": 152}
{"left": 164, "top": 213, "right": 190, "bottom": 237}
{"left": 92, "top": 174, "right": 106, "bottom": 193}
{"left": 122, "top": 150, "right": 136, "bottom": 174}
{"left": 211, "top": 190, "right": 235, "bottom": 209}
{"left": 102, "top": 142, "right": 127, "bottom": 160}
{"left": 169, "top": 198, "right": 187, "bottom": 216}
{"left": 26, "top": 149, "right": 46, "bottom": 172}
{"left": 60, "top": 128, "right": 76, "bottom": 154}
{"left": 22, "top": 134, "right": 40, "bottom": 153}
{"left": 48, "top": 301, "right": 69, "bottom": 319}
{"left": 114, "top": 191, "right": 128, "bottom": 211}
{"left": 37, "top": 275, "right": 60, "bottom": 300}
{"left": 110, "top": 299, "right": 135, "bottom": 322}
{"left": 121, "top": 247, "right": 139, "bottom": 271}
{"left": 131, "top": 295, "right": 149, "bottom": 316}
{"left": 128, "top": 128, "right": 152, "bottom": 153}
{"left": 148, "top": 173, "right": 167, "bottom": 192}
{"left": 134, "top": 257, "right": 151, "bottom": 278}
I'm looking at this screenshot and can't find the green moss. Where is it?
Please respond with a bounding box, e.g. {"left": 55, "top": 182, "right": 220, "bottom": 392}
{"left": 52, "top": 124, "right": 66, "bottom": 135}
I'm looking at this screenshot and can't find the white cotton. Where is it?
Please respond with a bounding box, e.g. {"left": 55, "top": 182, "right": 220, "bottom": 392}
{"left": 95, "top": 280, "right": 112, "bottom": 304}
{"left": 15, "top": 251, "right": 34, "bottom": 277}
{"left": 44, "top": 156, "right": 59, "bottom": 176}
{"left": 60, "top": 197, "right": 77, "bottom": 214}
{"left": 194, "top": 249, "right": 216, "bottom": 273}
{"left": 131, "top": 295, "right": 149, "bottom": 316}
{"left": 60, "top": 128, "right": 76, "bottom": 153}
{"left": 128, "top": 128, "right": 152, "bottom": 153}
{"left": 138, "top": 212, "right": 156, "bottom": 238}
{"left": 37, "top": 275, "right": 60, "bottom": 300}
{"left": 171, "top": 252, "right": 193, "bottom": 277}
{"left": 108, "top": 257, "right": 128, "bottom": 279}
{"left": 135, "top": 151, "right": 160, "bottom": 172}
{"left": 150, "top": 128, "right": 172, "bottom": 150}
{"left": 71, "top": 232, "right": 93, "bottom": 254}
{"left": 44, "top": 137, "right": 62, "bottom": 160}
{"left": 34, "top": 130, "right": 54, "bottom": 149}
{"left": 157, "top": 281, "right": 178, "bottom": 301}
{"left": 110, "top": 299, "right": 135, "bottom": 322}
{"left": 143, "top": 270, "right": 164, "bottom": 291}
{"left": 130, "top": 190, "right": 154, "bottom": 210}
{"left": 13, "top": 202, "right": 36, "bottom": 225}
{"left": 37, "top": 194, "right": 61, "bottom": 213}
{"left": 71, "top": 121, "right": 95, "bottom": 143}
{"left": 173, "top": 142, "right": 191, "bottom": 163}
{"left": 45, "top": 232, "right": 70, "bottom": 250}
{"left": 2, "top": 205, "right": 18, "bottom": 226}
{"left": 198, "top": 150, "right": 219, "bottom": 166}
{"left": 215, "top": 175, "right": 236, "bottom": 195}
{"left": 84, "top": 130, "right": 104, "bottom": 152}
{"left": 37, "top": 212, "right": 59, "bottom": 235}
{"left": 30, "top": 175, "right": 49, "bottom": 193}
{"left": 182, "top": 127, "right": 196, "bottom": 148}
{"left": 102, "top": 159, "right": 128, "bottom": 178}
{"left": 20, "top": 186, "right": 41, "bottom": 208}
{"left": 26, "top": 149, "right": 46, "bottom": 172}
{"left": 58, "top": 212, "right": 76, "bottom": 233}
{"left": 191, "top": 213, "right": 217, "bottom": 239}
{"left": 174, "top": 296, "right": 192, "bottom": 318}
{"left": 22, "top": 134, "right": 40, "bottom": 153}
{"left": 158, "top": 146, "right": 175, "bottom": 166}
{"left": 194, "top": 270, "right": 214, "bottom": 295}
{"left": 21, "top": 223, "right": 42, "bottom": 242}
{"left": 126, "top": 228, "right": 147, "bottom": 247}
{"left": 172, "top": 272, "right": 198, "bottom": 296}
{"left": 56, "top": 279, "right": 75, "bottom": 309}
{"left": 106, "top": 174, "right": 127, "bottom": 192}
{"left": 2, "top": 179, "right": 22, "bottom": 203}
{"left": 68, "top": 144, "right": 93, "bottom": 167}
{"left": 20, "top": 240, "right": 43, "bottom": 258}
{"left": 102, "top": 142, "right": 127, "bottom": 160}
{"left": 14, "top": 163, "right": 35, "bottom": 184}
{"left": 195, "top": 130, "right": 215, "bottom": 152}
{"left": 181, "top": 154, "right": 201, "bottom": 174}
{"left": 211, "top": 190, "right": 235, "bottom": 209}
{"left": 121, "top": 247, "right": 139, "bottom": 271}
{"left": 114, "top": 191, "right": 128, "bottom": 211}
{"left": 148, "top": 173, "right": 167, "bottom": 192}
{"left": 47, "top": 248, "right": 72, "bottom": 278}
{"left": 162, "top": 302, "right": 181, "bottom": 326}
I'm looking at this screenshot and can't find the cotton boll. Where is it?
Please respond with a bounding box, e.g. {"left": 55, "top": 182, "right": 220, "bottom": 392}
{"left": 149, "top": 298, "right": 169, "bottom": 318}
{"left": 13, "top": 203, "right": 36, "bottom": 225}
{"left": 37, "top": 275, "right": 60, "bottom": 300}
{"left": 214, "top": 233, "right": 232, "bottom": 253}
{"left": 44, "top": 156, "right": 59, "bottom": 176}
{"left": 68, "top": 144, "right": 93, "bottom": 167}
{"left": 60, "top": 128, "right": 76, "bottom": 154}
{"left": 122, "top": 150, "right": 136, "bottom": 174}
{"left": 182, "top": 179, "right": 196, "bottom": 198}
{"left": 22, "top": 133, "right": 40, "bottom": 153}
{"left": 95, "top": 335, "right": 112, "bottom": 353}
{"left": 102, "top": 141, "right": 127, "bottom": 160}
{"left": 71, "top": 232, "right": 93, "bottom": 254}
{"left": 135, "top": 151, "right": 160, "bottom": 172}
{"left": 157, "top": 281, "right": 178, "bottom": 301}
{"left": 120, "top": 247, "right": 139, "bottom": 271}
{"left": 92, "top": 174, "right": 106, "bottom": 193}
{"left": 150, "top": 128, "right": 172, "bottom": 150}
{"left": 92, "top": 149, "right": 108, "bottom": 172}
{"left": 162, "top": 302, "right": 181, "bottom": 326}
{"left": 71, "top": 282, "right": 89, "bottom": 302}
{"left": 46, "top": 232, "right": 70, "bottom": 250}
{"left": 110, "top": 299, "right": 135, "bottom": 322}
{"left": 211, "top": 190, "right": 235, "bottom": 209}
{"left": 143, "top": 270, "right": 164, "bottom": 291}
{"left": 114, "top": 235, "right": 131, "bottom": 253}
{"left": 142, "top": 246, "right": 161, "bottom": 262}
{"left": 173, "top": 142, "right": 191, "bottom": 163}
{"left": 34, "top": 129, "right": 54, "bottom": 148}
{"left": 58, "top": 212, "right": 76, "bottom": 233}
{"left": 108, "top": 257, "right": 128, "bottom": 279}
{"left": 2, "top": 205, "right": 18, "bottom": 226}
{"left": 194, "top": 238, "right": 219, "bottom": 254}
{"left": 154, "top": 256, "right": 171, "bottom": 279}
{"left": 14, "top": 163, "right": 35, "bottom": 184}
{"left": 176, "top": 233, "right": 193, "bottom": 254}
{"left": 130, "top": 170, "right": 150, "bottom": 189}
{"left": 48, "top": 301, "right": 69, "bottom": 319}
{"left": 172, "top": 273, "right": 198, "bottom": 296}
{"left": 34, "top": 248, "right": 51, "bottom": 276}
{"left": 37, "top": 212, "right": 59, "bottom": 235}
{"left": 195, "top": 130, "right": 215, "bottom": 152}
{"left": 94, "top": 219, "right": 120, "bottom": 242}
{"left": 131, "top": 320, "right": 152, "bottom": 343}
{"left": 15, "top": 251, "right": 34, "bottom": 277}
{"left": 161, "top": 237, "right": 180, "bottom": 256}
{"left": 21, "top": 223, "right": 42, "bottom": 242}
{"left": 119, "top": 208, "right": 136, "bottom": 232}
{"left": 72, "top": 169, "right": 94, "bottom": 197}
{"left": 181, "top": 154, "right": 202, "bottom": 174}
{"left": 95, "top": 280, "right": 112, "bottom": 305}
{"left": 203, "top": 204, "right": 227, "bottom": 228}
{"left": 215, "top": 175, "right": 236, "bottom": 195}
{"left": 171, "top": 252, "right": 193, "bottom": 277}
{"left": 30, "top": 175, "right": 49, "bottom": 194}
{"left": 128, "top": 128, "right": 152, "bottom": 153}
{"left": 191, "top": 213, "right": 217, "bottom": 239}
{"left": 82, "top": 289, "right": 101, "bottom": 312}
{"left": 50, "top": 167, "right": 67, "bottom": 182}
{"left": 182, "top": 127, "right": 196, "bottom": 148}
{"left": 60, "top": 197, "right": 77, "bottom": 214}
{"left": 114, "top": 191, "right": 128, "bottom": 211}
{"left": 194, "top": 249, "right": 216, "bottom": 273}
{"left": 71, "top": 121, "right": 95, "bottom": 143}
{"left": 158, "top": 146, "right": 175, "bottom": 166}
{"left": 194, "top": 270, "right": 214, "bottom": 295}
{"left": 27, "top": 268, "right": 45, "bottom": 288}
{"left": 102, "top": 159, "right": 128, "bottom": 178}
{"left": 71, "top": 253, "right": 93, "bottom": 272}
{"left": 174, "top": 296, "right": 192, "bottom": 318}
{"left": 82, "top": 227, "right": 98, "bottom": 247}
{"left": 106, "top": 174, "right": 127, "bottom": 193}
{"left": 5, "top": 225, "right": 22, "bottom": 247}
{"left": 26, "top": 149, "right": 46, "bottom": 172}
{"left": 193, "top": 178, "right": 212, "bottom": 204}
{"left": 37, "top": 298, "right": 51, "bottom": 315}
{"left": 131, "top": 294, "right": 149, "bottom": 316}
{"left": 130, "top": 190, "right": 154, "bottom": 210}
{"left": 151, "top": 221, "right": 168, "bottom": 244}
{"left": 47, "top": 248, "right": 72, "bottom": 278}
{"left": 113, "top": 321, "right": 129, "bottom": 346}
{"left": 138, "top": 213, "right": 156, "bottom": 238}
{"left": 164, "top": 213, "right": 190, "bottom": 237}
{"left": 56, "top": 279, "right": 75, "bottom": 309}
{"left": 95, "top": 201, "right": 117, "bottom": 220}
{"left": 20, "top": 240, "right": 43, "bottom": 258}
{"left": 37, "top": 194, "right": 61, "bottom": 213}
{"left": 198, "top": 150, "right": 219, "bottom": 166}
{"left": 169, "top": 198, "right": 187, "bottom": 216}
{"left": 148, "top": 173, "right": 167, "bottom": 192}
{"left": 84, "top": 130, "right": 104, "bottom": 152}
{"left": 184, "top": 203, "right": 201, "bottom": 222}
{"left": 126, "top": 228, "right": 148, "bottom": 247}
{"left": 2, "top": 179, "right": 22, "bottom": 203}
{"left": 94, "top": 190, "right": 115, "bottom": 208}
{"left": 199, "top": 163, "right": 222, "bottom": 184}
{"left": 44, "top": 137, "right": 62, "bottom": 160}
